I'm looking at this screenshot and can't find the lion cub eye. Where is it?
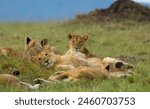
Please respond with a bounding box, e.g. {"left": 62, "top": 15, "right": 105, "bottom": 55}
{"left": 38, "top": 58, "right": 41, "bottom": 60}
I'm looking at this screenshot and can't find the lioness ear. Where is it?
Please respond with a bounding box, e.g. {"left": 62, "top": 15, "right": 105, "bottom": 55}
{"left": 83, "top": 35, "right": 88, "bottom": 41}
{"left": 41, "top": 39, "right": 48, "bottom": 47}
{"left": 25, "top": 37, "right": 31, "bottom": 45}
{"left": 68, "top": 33, "right": 73, "bottom": 40}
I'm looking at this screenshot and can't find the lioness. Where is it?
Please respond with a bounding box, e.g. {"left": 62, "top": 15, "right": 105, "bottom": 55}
{"left": 67, "top": 33, "right": 95, "bottom": 57}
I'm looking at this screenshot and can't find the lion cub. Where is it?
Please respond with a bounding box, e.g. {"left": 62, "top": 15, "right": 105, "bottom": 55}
{"left": 0, "top": 68, "right": 39, "bottom": 90}
{"left": 34, "top": 63, "right": 110, "bottom": 84}
{"left": 67, "top": 33, "right": 95, "bottom": 57}
{"left": 0, "top": 37, "right": 60, "bottom": 59}
{"left": 67, "top": 34, "right": 134, "bottom": 77}
{"left": 49, "top": 65, "right": 110, "bottom": 82}
{"left": 31, "top": 50, "right": 91, "bottom": 70}
{"left": 30, "top": 51, "right": 91, "bottom": 70}
{"left": 102, "top": 57, "right": 134, "bottom": 77}
{"left": 0, "top": 37, "right": 43, "bottom": 58}
{"left": 0, "top": 74, "right": 40, "bottom": 90}
{"left": 25, "top": 37, "right": 60, "bottom": 58}
{"left": 40, "top": 38, "right": 61, "bottom": 55}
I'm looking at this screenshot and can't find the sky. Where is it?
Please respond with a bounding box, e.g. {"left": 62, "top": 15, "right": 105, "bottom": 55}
{"left": 0, "top": 0, "right": 149, "bottom": 22}
{"left": 133, "top": 0, "right": 150, "bottom": 3}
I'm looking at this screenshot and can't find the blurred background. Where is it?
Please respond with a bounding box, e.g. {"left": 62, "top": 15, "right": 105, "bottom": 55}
{"left": 0, "top": 0, "right": 149, "bottom": 22}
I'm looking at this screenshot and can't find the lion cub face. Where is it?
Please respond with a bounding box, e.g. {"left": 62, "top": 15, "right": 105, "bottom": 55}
{"left": 67, "top": 34, "right": 88, "bottom": 52}
{"left": 31, "top": 52, "right": 56, "bottom": 68}
{"left": 25, "top": 37, "right": 43, "bottom": 57}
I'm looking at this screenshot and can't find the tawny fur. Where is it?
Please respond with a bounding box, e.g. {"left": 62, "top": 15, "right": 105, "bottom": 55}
{"left": 102, "top": 57, "right": 134, "bottom": 77}
{"left": 0, "top": 74, "right": 39, "bottom": 90}
{"left": 0, "top": 37, "right": 60, "bottom": 59}
{"left": 49, "top": 66, "right": 110, "bottom": 82}
{"left": 0, "top": 47, "right": 23, "bottom": 57}
{"left": 67, "top": 33, "right": 95, "bottom": 57}
{"left": 0, "top": 37, "right": 43, "bottom": 59}
{"left": 40, "top": 38, "right": 61, "bottom": 54}
{"left": 31, "top": 51, "right": 91, "bottom": 70}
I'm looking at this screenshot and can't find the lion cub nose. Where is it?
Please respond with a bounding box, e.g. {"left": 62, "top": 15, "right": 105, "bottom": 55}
{"left": 75, "top": 47, "right": 78, "bottom": 50}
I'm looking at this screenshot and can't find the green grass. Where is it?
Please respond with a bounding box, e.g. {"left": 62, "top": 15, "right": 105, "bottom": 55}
{"left": 0, "top": 21, "right": 150, "bottom": 92}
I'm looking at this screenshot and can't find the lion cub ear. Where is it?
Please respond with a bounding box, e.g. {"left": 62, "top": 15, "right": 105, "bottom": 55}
{"left": 68, "top": 33, "right": 73, "bottom": 40}
{"left": 83, "top": 34, "right": 88, "bottom": 41}
{"left": 25, "top": 37, "right": 31, "bottom": 45}
{"left": 41, "top": 39, "right": 48, "bottom": 47}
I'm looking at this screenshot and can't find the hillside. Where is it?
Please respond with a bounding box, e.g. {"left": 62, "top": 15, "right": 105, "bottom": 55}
{"left": 76, "top": 0, "right": 150, "bottom": 22}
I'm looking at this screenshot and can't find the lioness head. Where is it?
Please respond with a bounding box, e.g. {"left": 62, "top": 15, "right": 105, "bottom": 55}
{"left": 30, "top": 52, "right": 56, "bottom": 69}
{"left": 67, "top": 33, "right": 88, "bottom": 52}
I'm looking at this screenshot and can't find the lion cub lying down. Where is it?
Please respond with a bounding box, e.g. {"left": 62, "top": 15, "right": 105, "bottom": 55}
{"left": 31, "top": 50, "right": 91, "bottom": 70}
{"left": 34, "top": 64, "right": 110, "bottom": 84}
{"left": 49, "top": 65, "right": 110, "bottom": 82}
{"left": 33, "top": 55, "right": 133, "bottom": 85}
{"left": 34, "top": 59, "right": 133, "bottom": 84}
